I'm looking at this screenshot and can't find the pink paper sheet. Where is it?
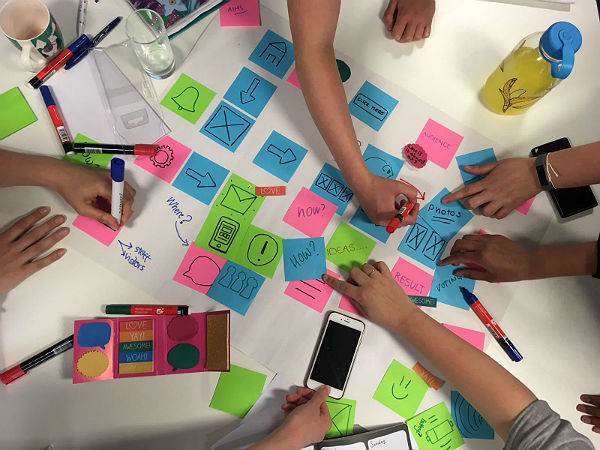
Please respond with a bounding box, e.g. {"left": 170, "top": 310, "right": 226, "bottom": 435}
{"left": 134, "top": 136, "right": 192, "bottom": 183}
{"left": 284, "top": 270, "right": 337, "bottom": 313}
{"left": 391, "top": 257, "right": 433, "bottom": 296}
{"left": 220, "top": 0, "right": 261, "bottom": 27}
{"left": 443, "top": 324, "right": 486, "bottom": 351}
{"left": 416, "top": 119, "right": 463, "bottom": 169}
{"left": 73, "top": 215, "right": 120, "bottom": 246}
{"left": 173, "top": 245, "right": 227, "bottom": 294}
{"left": 339, "top": 295, "right": 363, "bottom": 317}
{"left": 516, "top": 197, "right": 535, "bottom": 215}
{"left": 287, "top": 68, "right": 301, "bottom": 90}
{"left": 283, "top": 188, "right": 337, "bottom": 237}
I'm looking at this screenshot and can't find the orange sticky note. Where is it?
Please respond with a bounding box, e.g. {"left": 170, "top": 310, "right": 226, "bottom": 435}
{"left": 255, "top": 186, "right": 286, "bottom": 196}
{"left": 413, "top": 362, "right": 445, "bottom": 390}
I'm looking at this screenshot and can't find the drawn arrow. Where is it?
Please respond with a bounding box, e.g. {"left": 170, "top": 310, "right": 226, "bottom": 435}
{"left": 240, "top": 78, "right": 260, "bottom": 104}
{"left": 174, "top": 221, "right": 190, "bottom": 247}
{"left": 266, "top": 144, "right": 297, "bottom": 164}
{"left": 185, "top": 168, "right": 216, "bottom": 188}
{"left": 118, "top": 240, "right": 133, "bottom": 253}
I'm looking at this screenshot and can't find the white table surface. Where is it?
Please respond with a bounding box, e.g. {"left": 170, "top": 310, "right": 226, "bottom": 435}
{"left": 0, "top": 0, "right": 599, "bottom": 449}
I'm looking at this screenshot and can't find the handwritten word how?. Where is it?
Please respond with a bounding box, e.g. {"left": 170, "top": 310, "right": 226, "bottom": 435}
{"left": 288, "top": 241, "right": 319, "bottom": 269}
{"left": 297, "top": 203, "right": 327, "bottom": 218}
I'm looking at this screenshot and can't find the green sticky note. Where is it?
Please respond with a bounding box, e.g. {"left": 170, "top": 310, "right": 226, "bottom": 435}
{"left": 373, "top": 360, "right": 428, "bottom": 419}
{"left": 0, "top": 87, "right": 37, "bottom": 139}
{"left": 63, "top": 134, "right": 112, "bottom": 169}
{"left": 161, "top": 73, "right": 216, "bottom": 124}
{"left": 231, "top": 224, "right": 282, "bottom": 278}
{"left": 407, "top": 402, "right": 464, "bottom": 450}
{"left": 325, "top": 398, "right": 356, "bottom": 438}
{"left": 326, "top": 223, "right": 376, "bottom": 272}
{"left": 209, "top": 364, "right": 267, "bottom": 418}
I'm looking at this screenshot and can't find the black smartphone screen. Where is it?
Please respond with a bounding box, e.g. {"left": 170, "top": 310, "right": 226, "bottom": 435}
{"left": 310, "top": 321, "right": 361, "bottom": 390}
{"left": 530, "top": 138, "right": 597, "bottom": 218}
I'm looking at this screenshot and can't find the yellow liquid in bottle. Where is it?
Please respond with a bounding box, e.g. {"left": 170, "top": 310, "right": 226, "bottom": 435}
{"left": 481, "top": 46, "right": 560, "bottom": 115}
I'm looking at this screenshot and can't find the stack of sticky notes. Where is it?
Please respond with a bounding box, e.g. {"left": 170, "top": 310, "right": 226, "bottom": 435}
{"left": 0, "top": 87, "right": 37, "bottom": 140}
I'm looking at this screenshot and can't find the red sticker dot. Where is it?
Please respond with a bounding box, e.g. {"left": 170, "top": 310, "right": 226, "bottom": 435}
{"left": 403, "top": 143, "right": 427, "bottom": 169}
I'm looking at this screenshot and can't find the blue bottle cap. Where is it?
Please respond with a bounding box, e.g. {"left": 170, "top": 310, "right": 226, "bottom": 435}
{"left": 540, "top": 21, "right": 582, "bottom": 80}
{"left": 111, "top": 158, "right": 125, "bottom": 182}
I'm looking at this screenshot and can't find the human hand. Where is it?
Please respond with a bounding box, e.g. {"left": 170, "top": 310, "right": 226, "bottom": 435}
{"left": 353, "top": 173, "right": 419, "bottom": 226}
{"left": 577, "top": 395, "right": 600, "bottom": 433}
{"left": 323, "top": 262, "right": 418, "bottom": 330}
{"left": 50, "top": 161, "right": 136, "bottom": 229}
{"left": 269, "top": 386, "right": 331, "bottom": 449}
{"left": 438, "top": 234, "right": 534, "bottom": 282}
{"left": 0, "top": 207, "right": 69, "bottom": 295}
{"left": 442, "top": 158, "right": 541, "bottom": 219}
{"left": 383, "top": 0, "right": 435, "bottom": 42}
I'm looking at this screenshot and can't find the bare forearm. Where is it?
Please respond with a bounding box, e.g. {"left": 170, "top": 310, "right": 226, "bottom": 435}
{"left": 548, "top": 141, "right": 600, "bottom": 188}
{"left": 526, "top": 241, "right": 597, "bottom": 279}
{"left": 0, "top": 149, "right": 62, "bottom": 190}
{"left": 395, "top": 310, "right": 536, "bottom": 439}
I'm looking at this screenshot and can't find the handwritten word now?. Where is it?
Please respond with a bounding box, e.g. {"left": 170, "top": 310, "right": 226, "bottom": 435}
{"left": 297, "top": 203, "right": 327, "bottom": 218}
{"left": 288, "top": 240, "right": 319, "bottom": 269}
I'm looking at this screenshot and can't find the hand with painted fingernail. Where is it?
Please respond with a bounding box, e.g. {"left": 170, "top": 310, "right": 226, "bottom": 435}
{"left": 0, "top": 207, "right": 69, "bottom": 294}
{"left": 577, "top": 394, "right": 600, "bottom": 433}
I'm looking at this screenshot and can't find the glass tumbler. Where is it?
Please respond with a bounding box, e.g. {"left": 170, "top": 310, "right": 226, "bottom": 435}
{"left": 125, "top": 9, "right": 175, "bottom": 79}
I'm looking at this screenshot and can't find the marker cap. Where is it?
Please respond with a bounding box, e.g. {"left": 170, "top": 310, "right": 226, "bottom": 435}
{"left": 105, "top": 305, "right": 131, "bottom": 315}
{"left": 134, "top": 144, "right": 158, "bottom": 156}
{"left": 111, "top": 158, "right": 125, "bottom": 182}
{"left": 0, "top": 365, "right": 26, "bottom": 385}
{"left": 39, "top": 86, "right": 56, "bottom": 107}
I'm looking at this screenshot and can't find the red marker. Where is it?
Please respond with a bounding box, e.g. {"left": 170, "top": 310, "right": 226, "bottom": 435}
{"left": 386, "top": 194, "right": 416, "bottom": 233}
{"left": 65, "top": 142, "right": 158, "bottom": 156}
{"left": 28, "top": 35, "right": 92, "bottom": 89}
{"left": 105, "top": 304, "right": 189, "bottom": 315}
{"left": 39, "top": 86, "right": 71, "bottom": 152}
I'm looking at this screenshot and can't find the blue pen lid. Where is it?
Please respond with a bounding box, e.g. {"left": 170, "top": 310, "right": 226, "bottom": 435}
{"left": 39, "top": 86, "right": 55, "bottom": 107}
{"left": 111, "top": 158, "right": 125, "bottom": 182}
{"left": 540, "top": 21, "right": 582, "bottom": 79}
{"left": 68, "top": 34, "right": 92, "bottom": 54}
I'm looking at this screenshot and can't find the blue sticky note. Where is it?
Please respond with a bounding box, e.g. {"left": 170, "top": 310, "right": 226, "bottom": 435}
{"left": 452, "top": 391, "right": 494, "bottom": 439}
{"left": 249, "top": 30, "right": 294, "bottom": 79}
{"left": 200, "top": 102, "right": 255, "bottom": 152}
{"left": 283, "top": 238, "right": 326, "bottom": 281}
{"left": 431, "top": 263, "right": 474, "bottom": 310}
{"left": 349, "top": 208, "right": 390, "bottom": 243}
{"left": 224, "top": 67, "right": 277, "bottom": 118}
{"left": 207, "top": 261, "right": 265, "bottom": 316}
{"left": 310, "top": 163, "right": 353, "bottom": 214}
{"left": 399, "top": 188, "right": 473, "bottom": 269}
{"left": 363, "top": 144, "right": 404, "bottom": 179}
{"left": 456, "top": 148, "right": 496, "bottom": 185}
{"left": 173, "top": 152, "right": 230, "bottom": 205}
{"left": 349, "top": 81, "right": 398, "bottom": 131}
{"left": 253, "top": 131, "right": 308, "bottom": 182}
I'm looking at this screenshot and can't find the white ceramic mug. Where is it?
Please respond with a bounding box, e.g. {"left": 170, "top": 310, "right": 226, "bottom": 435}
{"left": 0, "top": 0, "right": 64, "bottom": 72}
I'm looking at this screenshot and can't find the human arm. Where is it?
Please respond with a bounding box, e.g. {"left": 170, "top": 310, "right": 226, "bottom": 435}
{"left": 438, "top": 234, "right": 598, "bottom": 282}
{"left": 323, "top": 263, "right": 536, "bottom": 439}
{"left": 0, "top": 149, "right": 135, "bottom": 229}
{"left": 249, "top": 386, "right": 331, "bottom": 450}
{"left": 287, "top": 0, "right": 418, "bottom": 226}
{"left": 443, "top": 141, "right": 600, "bottom": 219}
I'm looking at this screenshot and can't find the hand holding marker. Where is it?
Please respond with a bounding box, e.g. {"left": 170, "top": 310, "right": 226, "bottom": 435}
{"left": 386, "top": 194, "right": 416, "bottom": 233}
{"left": 111, "top": 158, "right": 125, "bottom": 226}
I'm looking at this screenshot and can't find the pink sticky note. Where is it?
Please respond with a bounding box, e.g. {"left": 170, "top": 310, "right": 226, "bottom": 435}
{"left": 220, "top": 0, "right": 261, "bottom": 27}
{"left": 391, "top": 257, "right": 433, "bottom": 296}
{"left": 339, "top": 295, "right": 364, "bottom": 317}
{"left": 516, "top": 197, "right": 535, "bottom": 215}
{"left": 416, "top": 119, "right": 463, "bottom": 169}
{"left": 73, "top": 215, "right": 120, "bottom": 246}
{"left": 443, "top": 324, "right": 486, "bottom": 351}
{"left": 284, "top": 270, "right": 337, "bottom": 313}
{"left": 173, "top": 245, "right": 227, "bottom": 294}
{"left": 287, "top": 68, "right": 301, "bottom": 90}
{"left": 283, "top": 188, "right": 337, "bottom": 238}
{"left": 134, "top": 136, "right": 192, "bottom": 183}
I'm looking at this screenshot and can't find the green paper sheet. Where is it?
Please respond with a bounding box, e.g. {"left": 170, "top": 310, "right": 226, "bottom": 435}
{"left": 325, "top": 398, "right": 356, "bottom": 438}
{"left": 231, "top": 224, "right": 283, "bottom": 278}
{"left": 161, "top": 73, "right": 216, "bottom": 124}
{"left": 373, "top": 360, "right": 428, "bottom": 419}
{"left": 407, "top": 402, "right": 464, "bottom": 450}
{"left": 63, "top": 134, "right": 113, "bottom": 169}
{"left": 209, "top": 364, "right": 267, "bottom": 418}
{"left": 0, "top": 87, "right": 37, "bottom": 139}
{"left": 326, "top": 223, "right": 376, "bottom": 272}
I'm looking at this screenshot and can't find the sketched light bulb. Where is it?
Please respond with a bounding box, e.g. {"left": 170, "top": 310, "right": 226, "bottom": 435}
{"left": 171, "top": 86, "right": 200, "bottom": 113}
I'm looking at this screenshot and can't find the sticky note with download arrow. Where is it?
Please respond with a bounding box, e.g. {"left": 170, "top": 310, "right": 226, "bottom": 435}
{"left": 224, "top": 67, "right": 277, "bottom": 118}
{"left": 173, "top": 152, "right": 230, "bottom": 205}
{"left": 253, "top": 131, "right": 308, "bottom": 182}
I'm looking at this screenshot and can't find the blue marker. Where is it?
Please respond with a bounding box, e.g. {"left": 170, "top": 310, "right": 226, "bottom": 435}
{"left": 111, "top": 158, "right": 125, "bottom": 225}
{"left": 459, "top": 287, "right": 523, "bottom": 362}
{"left": 66, "top": 17, "right": 123, "bottom": 70}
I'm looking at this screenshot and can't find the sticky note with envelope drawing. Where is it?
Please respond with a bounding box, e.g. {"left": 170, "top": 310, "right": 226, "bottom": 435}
{"left": 325, "top": 398, "right": 357, "bottom": 438}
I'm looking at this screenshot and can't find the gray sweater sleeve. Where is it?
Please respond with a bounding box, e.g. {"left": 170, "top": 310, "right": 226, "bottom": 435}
{"left": 504, "top": 400, "right": 595, "bottom": 450}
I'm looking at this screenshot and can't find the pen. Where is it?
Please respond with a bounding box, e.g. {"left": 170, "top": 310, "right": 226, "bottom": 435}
{"left": 39, "top": 86, "right": 71, "bottom": 152}
{"left": 66, "top": 17, "right": 123, "bottom": 70}
{"left": 386, "top": 194, "right": 416, "bottom": 234}
{"left": 105, "top": 304, "right": 190, "bottom": 315}
{"left": 111, "top": 158, "right": 125, "bottom": 225}
{"left": 0, "top": 335, "right": 74, "bottom": 385}
{"left": 459, "top": 287, "right": 523, "bottom": 362}
{"left": 77, "top": 0, "right": 88, "bottom": 35}
{"left": 28, "top": 35, "right": 92, "bottom": 89}
{"left": 64, "top": 142, "right": 157, "bottom": 156}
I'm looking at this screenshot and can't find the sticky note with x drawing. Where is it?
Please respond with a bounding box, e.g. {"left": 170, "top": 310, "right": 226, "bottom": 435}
{"left": 200, "top": 102, "right": 255, "bottom": 152}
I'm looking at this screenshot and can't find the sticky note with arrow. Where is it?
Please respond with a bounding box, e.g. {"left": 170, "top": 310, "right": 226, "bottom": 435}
{"left": 173, "top": 152, "right": 230, "bottom": 205}
{"left": 224, "top": 67, "right": 277, "bottom": 118}
{"left": 253, "top": 131, "right": 308, "bottom": 182}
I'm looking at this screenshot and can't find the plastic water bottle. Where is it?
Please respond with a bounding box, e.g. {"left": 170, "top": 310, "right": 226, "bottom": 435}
{"left": 481, "top": 22, "right": 582, "bottom": 115}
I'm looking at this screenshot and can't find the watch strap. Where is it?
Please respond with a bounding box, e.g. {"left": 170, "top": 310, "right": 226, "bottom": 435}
{"left": 535, "top": 154, "right": 551, "bottom": 191}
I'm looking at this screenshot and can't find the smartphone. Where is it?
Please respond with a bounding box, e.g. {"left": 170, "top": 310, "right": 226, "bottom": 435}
{"left": 530, "top": 137, "right": 598, "bottom": 218}
{"left": 306, "top": 312, "right": 365, "bottom": 399}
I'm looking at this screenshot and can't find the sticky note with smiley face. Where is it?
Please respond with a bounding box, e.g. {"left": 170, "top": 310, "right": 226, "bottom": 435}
{"left": 373, "top": 359, "right": 428, "bottom": 419}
